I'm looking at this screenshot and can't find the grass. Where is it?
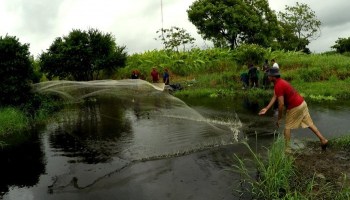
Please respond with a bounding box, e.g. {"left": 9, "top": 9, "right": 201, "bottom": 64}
{"left": 234, "top": 136, "right": 295, "bottom": 199}
{"left": 0, "top": 107, "right": 29, "bottom": 137}
{"left": 233, "top": 136, "right": 350, "bottom": 199}
{"left": 330, "top": 134, "right": 350, "bottom": 150}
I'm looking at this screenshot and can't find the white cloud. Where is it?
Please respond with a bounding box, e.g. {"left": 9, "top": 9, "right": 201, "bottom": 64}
{"left": 1, "top": 0, "right": 349, "bottom": 57}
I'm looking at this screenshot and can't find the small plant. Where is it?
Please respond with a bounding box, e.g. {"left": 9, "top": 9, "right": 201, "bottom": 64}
{"left": 234, "top": 136, "right": 295, "bottom": 199}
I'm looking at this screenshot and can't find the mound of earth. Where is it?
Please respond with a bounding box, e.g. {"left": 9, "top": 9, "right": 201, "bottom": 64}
{"left": 293, "top": 145, "right": 350, "bottom": 189}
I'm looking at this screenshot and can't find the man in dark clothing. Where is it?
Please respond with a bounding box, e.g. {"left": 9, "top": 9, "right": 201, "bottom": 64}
{"left": 262, "top": 59, "right": 270, "bottom": 88}
{"left": 248, "top": 64, "right": 258, "bottom": 88}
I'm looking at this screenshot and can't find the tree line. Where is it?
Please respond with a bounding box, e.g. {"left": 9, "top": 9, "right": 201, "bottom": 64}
{"left": 1, "top": 0, "right": 350, "bottom": 108}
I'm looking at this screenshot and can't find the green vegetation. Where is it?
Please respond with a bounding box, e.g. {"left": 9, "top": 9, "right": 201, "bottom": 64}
{"left": 116, "top": 47, "right": 350, "bottom": 102}
{"left": 332, "top": 37, "right": 350, "bottom": 54}
{"left": 156, "top": 26, "right": 196, "bottom": 51}
{"left": 234, "top": 137, "right": 350, "bottom": 199}
{"left": 0, "top": 107, "right": 29, "bottom": 137}
{"left": 0, "top": 93, "right": 63, "bottom": 144}
{"left": 330, "top": 134, "right": 350, "bottom": 150}
{"left": 187, "top": 0, "right": 279, "bottom": 49}
{"left": 278, "top": 2, "right": 321, "bottom": 52}
{"left": 39, "top": 28, "right": 127, "bottom": 81}
{"left": 0, "top": 35, "right": 34, "bottom": 106}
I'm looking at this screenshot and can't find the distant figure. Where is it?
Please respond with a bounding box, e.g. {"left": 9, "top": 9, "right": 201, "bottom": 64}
{"left": 163, "top": 68, "right": 170, "bottom": 85}
{"left": 248, "top": 64, "right": 259, "bottom": 88}
{"left": 271, "top": 59, "right": 279, "bottom": 69}
{"left": 151, "top": 67, "right": 159, "bottom": 83}
{"left": 131, "top": 70, "right": 139, "bottom": 79}
{"left": 262, "top": 59, "right": 270, "bottom": 88}
{"left": 240, "top": 72, "right": 249, "bottom": 89}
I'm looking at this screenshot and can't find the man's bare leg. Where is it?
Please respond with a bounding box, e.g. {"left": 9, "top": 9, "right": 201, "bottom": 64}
{"left": 284, "top": 128, "right": 292, "bottom": 152}
{"left": 308, "top": 124, "right": 328, "bottom": 144}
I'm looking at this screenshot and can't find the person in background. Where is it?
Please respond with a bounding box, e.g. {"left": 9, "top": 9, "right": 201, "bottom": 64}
{"left": 151, "top": 67, "right": 159, "bottom": 83}
{"left": 163, "top": 68, "right": 170, "bottom": 85}
{"left": 131, "top": 70, "right": 139, "bottom": 79}
{"left": 258, "top": 68, "right": 328, "bottom": 153}
{"left": 271, "top": 59, "right": 279, "bottom": 69}
{"left": 247, "top": 64, "right": 259, "bottom": 88}
{"left": 262, "top": 59, "right": 270, "bottom": 89}
{"left": 240, "top": 72, "right": 249, "bottom": 89}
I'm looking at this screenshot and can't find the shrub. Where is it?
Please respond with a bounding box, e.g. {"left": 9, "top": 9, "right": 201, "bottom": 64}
{"left": 0, "top": 35, "right": 34, "bottom": 106}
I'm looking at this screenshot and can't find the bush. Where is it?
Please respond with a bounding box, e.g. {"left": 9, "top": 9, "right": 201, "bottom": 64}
{"left": 0, "top": 107, "right": 28, "bottom": 136}
{"left": 0, "top": 35, "right": 34, "bottom": 106}
{"left": 233, "top": 44, "right": 268, "bottom": 66}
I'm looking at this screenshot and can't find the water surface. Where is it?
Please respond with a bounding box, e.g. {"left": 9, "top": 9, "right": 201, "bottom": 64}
{"left": 1, "top": 80, "right": 350, "bottom": 199}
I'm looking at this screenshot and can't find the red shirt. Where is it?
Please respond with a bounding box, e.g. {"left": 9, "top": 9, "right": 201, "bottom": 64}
{"left": 151, "top": 70, "right": 159, "bottom": 81}
{"left": 274, "top": 78, "right": 304, "bottom": 110}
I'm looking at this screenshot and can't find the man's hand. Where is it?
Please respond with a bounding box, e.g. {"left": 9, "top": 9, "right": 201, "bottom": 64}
{"left": 258, "top": 108, "right": 267, "bottom": 115}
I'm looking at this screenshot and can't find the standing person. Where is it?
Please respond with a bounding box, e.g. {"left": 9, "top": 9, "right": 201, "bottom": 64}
{"left": 240, "top": 72, "right": 249, "bottom": 89}
{"left": 151, "top": 67, "right": 159, "bottom": 83}
{"left": 271, "top": 59, "right": 279, "bottom": 69}
{"left": 163, "top": 68, "right": 170, "bottom": 85}
{"left": 247, "top": 64, "right": 258, "bottom": 88}
{"left": 131, "top": 70, "right": 139, "bottom": 79}
{"left": 258, "top": 68, "right": 328, "bottom": 152}
{"left": 262, "top": 59, "right": 270, "bottom": 88}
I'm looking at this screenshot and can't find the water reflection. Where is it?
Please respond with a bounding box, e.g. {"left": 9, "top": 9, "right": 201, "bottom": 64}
{"left": 0, "top": 131, "right": 45, "bottom": 195}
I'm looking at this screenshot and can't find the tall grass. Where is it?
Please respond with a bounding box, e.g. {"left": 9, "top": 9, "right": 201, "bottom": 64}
{"left": 234, "top": 136, "right": 350, "bottom": 199}
{"left": 0, "top": 107, "right": 28, "bottom": 136}
{"left": 234, "top": 137, "right": 295, "bottom": 199}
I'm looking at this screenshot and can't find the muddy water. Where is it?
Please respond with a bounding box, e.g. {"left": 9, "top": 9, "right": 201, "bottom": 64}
{"left": 1, "top": 81, "right": 350, "bottom": 199}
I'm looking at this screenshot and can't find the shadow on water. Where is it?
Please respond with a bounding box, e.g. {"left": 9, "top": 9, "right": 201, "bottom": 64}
{"left": 0, "top": 130, "right": 45, "bottom": 196}
{"left": 1, "top": 80, "right": 350, "bottom": 199}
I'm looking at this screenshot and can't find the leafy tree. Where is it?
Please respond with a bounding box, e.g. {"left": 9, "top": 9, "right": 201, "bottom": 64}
{"left": 40, "top": 28, "right": 127, "bottom": 81}
{"left": 0, "top": 35, "right": 34, "bottom": 106}
{"left": 331, "top": 37, "right": 350, "bottom": 53}
{"left": 187, "top": 0, "right": 279, "bottom": 49}
{"left": 156, "top": 26, "right": 196, "bottom": 51}
{"left": 233, "top": 44, "right": 267, "bottom": 66}
{"left": 278, "top": 2, "right": 321, "bottom": 52}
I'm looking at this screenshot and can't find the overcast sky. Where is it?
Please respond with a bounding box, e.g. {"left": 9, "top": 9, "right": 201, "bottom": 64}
{"left": 1, "top": 0, "right": 349, "bottom": 58}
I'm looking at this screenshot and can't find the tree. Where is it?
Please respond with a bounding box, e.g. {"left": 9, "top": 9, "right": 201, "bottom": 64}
{"left": 40, "top": 28, "right": 127, "bottom": 81}
{"left": 0, "top": 35, "right": 34, "bottom": 106}
{"left": 331, "top": 37, "right": 350, "bottom": 53}
{"left": 187, "top": 0, "right": 279, "bottom": 49}
{"left": 156, "top": 26, "right": 196, "bottom": 51}
{"left": 278, "top": 2, "right": 321, "bottom": 51}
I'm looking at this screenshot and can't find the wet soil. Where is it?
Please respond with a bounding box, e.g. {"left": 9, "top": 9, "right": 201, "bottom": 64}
{"left": 293, "top": 143, "right": 350, "bottom": 192}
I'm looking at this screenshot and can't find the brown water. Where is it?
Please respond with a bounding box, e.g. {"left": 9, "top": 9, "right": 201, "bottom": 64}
{"left": 1, "top": 80, "right": 350, "bottom": 200}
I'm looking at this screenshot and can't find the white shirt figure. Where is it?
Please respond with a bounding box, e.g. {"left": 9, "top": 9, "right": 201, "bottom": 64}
{"left": 271, "top": 59, "right": 279, "bottom": 69}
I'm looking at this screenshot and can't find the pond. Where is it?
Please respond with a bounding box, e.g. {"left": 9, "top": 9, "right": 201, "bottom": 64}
{"left": 1, "top": 80, "right": 350, "bottom": 200}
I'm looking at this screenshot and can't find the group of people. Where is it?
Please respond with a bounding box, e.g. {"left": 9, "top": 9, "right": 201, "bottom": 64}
{"left": 240, "top": 59, "right": 279, "bottom": 89}
{"left": 151, "top": 67, "right": 169, "bottom": 85}
{"left": 129, "top": 61, "right": 329, "bottom": 153}
{"left": 131, "top": 67, "right": 170, "bottom": 85}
